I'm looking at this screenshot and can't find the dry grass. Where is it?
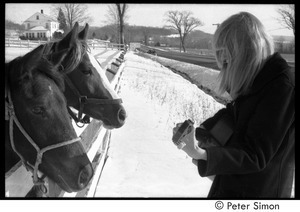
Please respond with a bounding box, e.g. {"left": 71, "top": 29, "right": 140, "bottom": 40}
{"left": 123, "top": 56, "right": 224, "bottom": 129}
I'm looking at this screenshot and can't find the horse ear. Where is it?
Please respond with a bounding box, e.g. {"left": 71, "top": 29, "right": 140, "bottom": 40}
{"left": 50, "top": 48, "right": 69, "bottom": 68}
{"left": 22, "top": 45, "right": 44, "bottom": 68}
{"left": 78, "top": 23, "right": 89, "bottom": 40}
{"left": 57, "top": 22, "right": 79, "bottom": 50}
{"left": 9, "top": 45, "right": 45, "bottom": 84}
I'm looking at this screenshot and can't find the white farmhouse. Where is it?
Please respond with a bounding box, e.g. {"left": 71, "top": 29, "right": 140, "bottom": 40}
{"left": 22, "top": 9, "right": 61, "bottom": 40}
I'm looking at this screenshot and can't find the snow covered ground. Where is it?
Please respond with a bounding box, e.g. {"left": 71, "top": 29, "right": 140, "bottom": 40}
{"left": 94, "top": 52, "right": 225, "bottom": 197}
{"left": 5, "top": 47, "right": 34, "bottom": 62}
{"left": 136, "top": 51, "right": 232, "bottom": 104}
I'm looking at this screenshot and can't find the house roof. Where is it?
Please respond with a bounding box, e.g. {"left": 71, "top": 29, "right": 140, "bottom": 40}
{"left": 28, "top": 26, "right": 49, "bottom": 31}
{"left": 23, "top": 11, "right": 57, "bottom": 23}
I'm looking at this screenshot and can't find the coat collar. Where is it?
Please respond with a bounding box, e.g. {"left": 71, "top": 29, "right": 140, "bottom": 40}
{"left": 248, "top": 52, "right": 292, "bottom": 95}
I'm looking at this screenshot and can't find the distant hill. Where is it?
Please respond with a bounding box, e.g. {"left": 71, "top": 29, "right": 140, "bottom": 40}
{"left": 88, "top": 25, "right": 178, "bottom": 43}
{"left": 272, "top": 35, "right": 294, "bottom": 42}
{"left": 87, "top": 25, "right": 213, "bottom": 48}
{"left": 5, "top": 20, "right": 25, "bottom": 30}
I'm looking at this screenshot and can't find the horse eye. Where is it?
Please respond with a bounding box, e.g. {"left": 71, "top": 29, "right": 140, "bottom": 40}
{"left": 82, "top": 69, "right": 92, "bottom": 75}
{"left": 32, "top": 106, "right": 44, "bottom": 115}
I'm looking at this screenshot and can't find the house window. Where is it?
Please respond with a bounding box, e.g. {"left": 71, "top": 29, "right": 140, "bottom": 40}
{"left": 27, "top": 23, "right": 30, "bottom": 29}
{"left": 37, "top": 15, "right": 39, "bottom": 20}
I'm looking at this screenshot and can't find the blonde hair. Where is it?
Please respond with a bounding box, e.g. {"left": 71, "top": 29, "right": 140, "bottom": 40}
{"left": 213, "top": 12, "right": 274, "bottom": 100}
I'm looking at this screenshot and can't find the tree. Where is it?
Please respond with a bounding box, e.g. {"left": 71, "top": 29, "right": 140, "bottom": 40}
{"left": 92, "top": 32, "right": 96, "bottom": 39}
{"left": 164, "top": 10, "right": 204, "bottom": 52}
{"left": 105, "top": 4, "right": 129, "bottom": 45}
{"left": 51, "top": 4, "right": 93, "bottom": 30}
{"left": 57, "top": 8, "right": 68, "bottom": 32}
{"left": 142, "top": 28, "right": 150, "bottom": 45}
{"left": 155, "top": 41, "right": 161, "bottom": 47}
{"left": 277, "top": 4, "right": 295, "bottom": 36}
{"left": 53, "top": 31, "right": 64, "bottom": 39}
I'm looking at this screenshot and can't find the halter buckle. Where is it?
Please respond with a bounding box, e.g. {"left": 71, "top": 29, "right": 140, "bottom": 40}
{"left": 79, "top": 96, "right": 88, "bottom": 104}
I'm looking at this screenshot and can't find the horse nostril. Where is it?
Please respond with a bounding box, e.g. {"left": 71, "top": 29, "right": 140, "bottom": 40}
{"left": 78, "top": 164, "right": 93, "bottom": 189}
{"left": 117, "top": 108, "right": 126, "bottom": 123}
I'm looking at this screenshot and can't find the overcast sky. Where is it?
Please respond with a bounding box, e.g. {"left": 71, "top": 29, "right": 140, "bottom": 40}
{"left": 5, "top": 3, "right": 294, "bottom": 36}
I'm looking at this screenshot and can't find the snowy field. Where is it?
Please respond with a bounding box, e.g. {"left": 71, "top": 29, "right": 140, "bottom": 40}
{"left": 95, "top": 52, "right": 225, "bottom": 197}
{"left": 136, "top": 51, "right": 232, "bottom": 104}
{"left": 5, "top": 47, "right": 34, "bottom": 62}
{"left": 121, "top": 53, "right": 225, "bottom": 127}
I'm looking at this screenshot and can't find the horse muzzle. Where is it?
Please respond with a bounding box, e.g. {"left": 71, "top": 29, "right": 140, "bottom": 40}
{"left": 78, "top": 163, "right": 93, "bottom": 189}
{"left": 102, "top": 104, "right": 127, "bottom": 129}
{"left": 55, "top": 161, "right": 93, "bottom": 193}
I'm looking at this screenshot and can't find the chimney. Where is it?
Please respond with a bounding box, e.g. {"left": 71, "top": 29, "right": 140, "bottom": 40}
{"left": 41, "top": 9, "right": 43, "bottom": 14}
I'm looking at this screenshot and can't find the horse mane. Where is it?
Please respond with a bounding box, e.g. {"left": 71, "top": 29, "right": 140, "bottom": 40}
{"left": 44, "top": 39, "right": 91, "bottom": 74}
{"left": 65, "top": 39, "right": 91, "bottom": 74}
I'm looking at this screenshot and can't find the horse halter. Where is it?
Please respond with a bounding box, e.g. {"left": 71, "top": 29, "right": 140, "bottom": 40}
{"left": 63, "top": 73, "right": 123, "bottom": 126}
{"left": 5, "top": 83, "right": 81, "bottom": 193}
{"left": 43, "top": 42, "right": 123, "bottom": 126}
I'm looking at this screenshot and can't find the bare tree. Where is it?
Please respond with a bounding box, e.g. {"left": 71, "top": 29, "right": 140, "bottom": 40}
{"left": 51, "top": 4, "right": 93, "bottom": 31}
{"left": 105, "top": 4, "right": 129, "bottom": 45}
{"left": 277, "top": 4, "right": 295, "bottom": 36}
{"left": 142, "top": 28, "right": 150, "bottom": 45}
{"left": 164, "top": 10, "right": 204, "bottom": 52}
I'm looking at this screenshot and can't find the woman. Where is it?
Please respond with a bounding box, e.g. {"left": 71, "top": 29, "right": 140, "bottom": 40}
{"left": 173, "top": 12, "right": 294, "bottom": 198}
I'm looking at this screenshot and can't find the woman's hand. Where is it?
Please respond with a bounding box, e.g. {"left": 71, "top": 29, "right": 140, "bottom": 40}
{"left": 173, "top": 123, "right": 207, "bottom": 160}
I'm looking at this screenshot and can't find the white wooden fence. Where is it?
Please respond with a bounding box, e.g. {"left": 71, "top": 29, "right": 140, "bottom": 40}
{"left": 5, "top": 38, "right": 125, "bottom": 50}
{"left": 5, "top": 38, "right": 47, "bottom": 48}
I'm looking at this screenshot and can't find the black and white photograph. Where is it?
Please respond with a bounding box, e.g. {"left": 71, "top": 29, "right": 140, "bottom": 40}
{"left": 4, "top": 3, "right": 295, "bottom": 202}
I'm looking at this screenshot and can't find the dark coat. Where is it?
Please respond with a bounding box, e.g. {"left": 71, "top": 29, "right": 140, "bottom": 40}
{"left": 195, "top": 52, "right": 295, "bottom": 198}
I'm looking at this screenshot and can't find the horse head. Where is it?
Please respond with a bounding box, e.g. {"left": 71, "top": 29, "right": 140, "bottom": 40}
{"left": 6, "top": 45, "right": 93, "bottom": 193}
{"left": 46, "top": 22, "right": 127, "bottom": 129}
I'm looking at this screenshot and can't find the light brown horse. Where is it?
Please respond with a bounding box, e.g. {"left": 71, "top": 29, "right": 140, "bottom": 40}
{"left": 42, "top": 22, "right": 127, "bottom": 129}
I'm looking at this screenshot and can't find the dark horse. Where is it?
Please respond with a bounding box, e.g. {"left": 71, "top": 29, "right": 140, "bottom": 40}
{"left": 42, "top": 22, "right": 126, "bottom": 129}
{"left": 5, "top": 45, "right": 93, "bottom": 194}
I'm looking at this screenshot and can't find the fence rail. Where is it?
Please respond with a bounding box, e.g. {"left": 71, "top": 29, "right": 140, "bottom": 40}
{"left": 87, "top": 39, "right": 125, "bottom": 50}
{"left": 5, "top": 38, "right": 47, "bottom": 48}
{"left": 5, "top": 38, "right": 125, "bottom": 50}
